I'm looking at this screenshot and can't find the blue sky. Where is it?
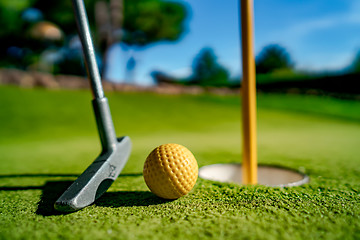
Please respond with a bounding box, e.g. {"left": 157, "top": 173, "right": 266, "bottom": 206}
{"left": 105, "top": 0, "right": 360, "bottom": 85}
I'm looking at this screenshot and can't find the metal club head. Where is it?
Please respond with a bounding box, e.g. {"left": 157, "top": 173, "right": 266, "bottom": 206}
{"left": 54, "top": 98, "right": 132, "bottom": 212}
{"left": 54, "top": 137, "right": 131, "bottom": 212}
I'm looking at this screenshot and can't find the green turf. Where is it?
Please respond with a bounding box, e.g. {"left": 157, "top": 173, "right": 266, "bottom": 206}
{"left": 0, "top": 85, "right": 359, "bottom": 239}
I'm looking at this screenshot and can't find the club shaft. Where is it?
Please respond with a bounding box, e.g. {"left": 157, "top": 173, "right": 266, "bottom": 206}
{"left": 72, "top": 0, "right": 117, "bottom": 150}
{"left": 72, "top": 0, "right": 104, "bottom": 99}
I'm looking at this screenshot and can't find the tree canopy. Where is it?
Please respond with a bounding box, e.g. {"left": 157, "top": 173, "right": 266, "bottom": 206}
{"left": 0, "top": 0, "right": 188, "bottom": 74}
{"left": 0, "top": 0, "right": 187, "bottom": 43}
{"left": 122, "top": 0, "right": 187, "bottom": 46}
{"left": 255, "top": 44, "right": 294, "bottom": 74}
{"left": 348, "top": 51, "right": 360, "bottom": 73}
{"left": 190, "top": 47, "right": 230, "bottom": 86}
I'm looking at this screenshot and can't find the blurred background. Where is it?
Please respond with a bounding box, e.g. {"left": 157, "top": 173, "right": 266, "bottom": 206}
{"left": 0, "top": 0, "right": 359, "bottom": 98}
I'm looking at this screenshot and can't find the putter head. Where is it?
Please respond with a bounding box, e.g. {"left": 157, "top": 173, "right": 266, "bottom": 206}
{"left": 54, "top": 136, "right": 131, "bottom": 212}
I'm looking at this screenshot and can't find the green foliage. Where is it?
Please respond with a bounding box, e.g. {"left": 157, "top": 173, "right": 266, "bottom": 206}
{"left": 0, "top": 0, "right": 188, "bottom": 73}
{"left": 0, "top": 0, "right": 36, "bottom": 37}
{"left": 348, "top": 50, "right": 360, "bottom": 73}
{"left": 32, "top": 0, "right": 95, "bottom": 34}
{"left": 0, "top": 0, "right": 85, "bottom": 40}
{"left": 256, "top": 71, "right": 313, "bottom": 85}
{"left": 123, "top": 0, "right": 187, "bottom": 46}
{"left": 0, "top": 0, "right": 187, "bottom": 45}
{"left": 190, "top": 47, "right": 230, "bottom": 86}
{"left": 256, "top": 44, "right": 294, "bottom": 74}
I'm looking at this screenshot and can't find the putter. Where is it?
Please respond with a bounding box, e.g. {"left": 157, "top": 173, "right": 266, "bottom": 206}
{"left": 54, "top": 0, "right": 131, "bottom": 212}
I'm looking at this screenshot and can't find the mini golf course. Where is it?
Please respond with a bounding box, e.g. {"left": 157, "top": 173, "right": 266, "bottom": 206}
{"left": 0, "top": 86, "right": 359, "bottom": 239}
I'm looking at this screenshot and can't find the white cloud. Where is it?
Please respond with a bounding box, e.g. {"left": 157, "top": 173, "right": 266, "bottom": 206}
{"left": 273, "top": 1, "right": 360, "bottom": 42}
{"left": 170, "top": 67, "right": 193, "bottom": 78}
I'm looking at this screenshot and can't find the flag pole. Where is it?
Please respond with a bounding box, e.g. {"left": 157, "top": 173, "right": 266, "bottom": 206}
{"left": 240, "top": 0, "right": 257, "bottom": 184}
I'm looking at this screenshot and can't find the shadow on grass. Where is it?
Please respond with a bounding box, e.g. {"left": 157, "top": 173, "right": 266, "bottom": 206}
{"left": 96, "top": 191, "right": 172, "bottom": 208}
{"left": 0, "top": 173, "right": 142, "bottom": 179}
{"left": 0, "top": 181, "right": 73, "bottom": 216}
{"left": 0, "top": 173, "right": 157, "bottom": 216}
{"left": 36, "top": 181, "right": 74, "bottom": 216}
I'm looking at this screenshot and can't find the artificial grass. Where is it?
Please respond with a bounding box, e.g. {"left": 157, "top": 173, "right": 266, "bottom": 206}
{"left": 0, "top": 85, "right": 359, "bottom": 239}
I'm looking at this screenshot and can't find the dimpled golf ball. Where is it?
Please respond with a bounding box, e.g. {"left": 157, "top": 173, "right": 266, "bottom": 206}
{"left": 143, "top": 143, "right": 198, "bottom": 199}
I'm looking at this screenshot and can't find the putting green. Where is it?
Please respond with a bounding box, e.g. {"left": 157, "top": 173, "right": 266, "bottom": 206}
{"left": 0, "top": 86, "right": 359, "bottom": 239}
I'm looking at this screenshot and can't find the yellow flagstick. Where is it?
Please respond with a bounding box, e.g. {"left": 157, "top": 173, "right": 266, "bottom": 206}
{"left": 240, "top": 0, "right": 257, "bottom": 184}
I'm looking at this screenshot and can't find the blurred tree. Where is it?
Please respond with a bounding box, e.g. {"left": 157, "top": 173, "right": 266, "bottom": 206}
{"left": 150, "top": 70, "right": 179, "bottom": 84}
{"left": 190, "top": 47, "right": 230, "bottom": 86}
{"left": 95, "top": 0, "right": 188, "bottom": 79}
{"left": 33, "top": 0, "right": 84, "bottom": 34}
{"left": 0, "top": 1, "right": 35, "bottom": 38}
{"left": 255, "top": 44, "right": 294, "bottom": 74}
{"left": 122, "top": 0, "right": 187, "bottom": 46}
{"left": 0, "top": 0, "right": 188, "bottom": 79}
{"left": 0, "top": 0, "right": 92, "bottom": 70}
{"left": 120, "top": 0, "right": 188, "bottom": 83}
{"left": 95, "top": 0, "right": 123, "bottom": 55}
{"left": 0, "top": 0, "right": 38, "bottom": 68}
{"left": 349, "top": 51, "right": 360, "bottom": 73}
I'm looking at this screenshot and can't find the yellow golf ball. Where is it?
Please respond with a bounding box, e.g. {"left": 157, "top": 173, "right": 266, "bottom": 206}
{"left": 143, "top": 143, "right": 198, "bottom": 199}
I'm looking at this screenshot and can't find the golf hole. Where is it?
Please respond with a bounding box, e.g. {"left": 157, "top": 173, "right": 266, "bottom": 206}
{"left": 199, "top": 164, "right": 309, "bottom": 187}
